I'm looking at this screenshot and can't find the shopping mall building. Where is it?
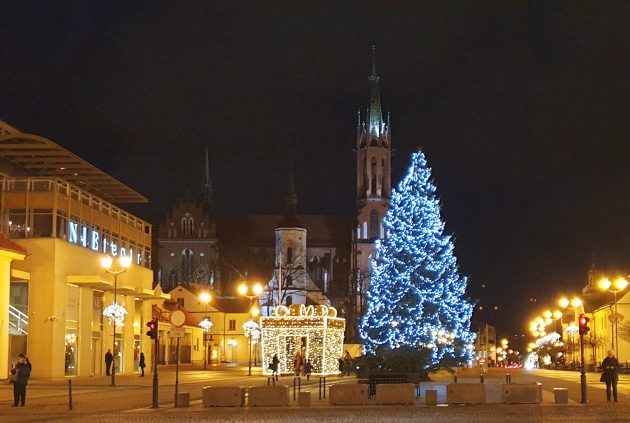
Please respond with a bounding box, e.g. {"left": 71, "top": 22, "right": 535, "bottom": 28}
{"left": 0, "top": 119, "right": 169, "bottom": 379}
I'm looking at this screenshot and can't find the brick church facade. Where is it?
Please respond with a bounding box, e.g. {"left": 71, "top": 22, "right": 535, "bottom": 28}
{"left": 155, "top": 48, "right": 391, "bottom": 339}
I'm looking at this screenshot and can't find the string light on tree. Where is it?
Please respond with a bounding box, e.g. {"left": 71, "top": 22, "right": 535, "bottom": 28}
{"left": 359, "top": 151, "right": 475, "bottom": 369}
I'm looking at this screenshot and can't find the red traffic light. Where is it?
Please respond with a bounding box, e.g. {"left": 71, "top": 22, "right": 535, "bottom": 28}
{"left": 146, "top": 319, "right": 158, "bottom": 339}
{"left": 578, "top": 313, "right": 590, "bottom": 335}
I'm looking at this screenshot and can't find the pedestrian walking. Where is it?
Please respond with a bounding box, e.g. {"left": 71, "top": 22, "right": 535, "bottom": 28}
{"left": 600, "top": 349, "right": 620, "bottom": 402}
{"left": 344, "top": 350, "right": 352, "bottom": 376}
{"left": 293, "top": 352, "right": 304, "bottom": 376}
{"left": 10, "top": 354, "right": 31, "bottom": 407}
{"left": 105, "top": 349, "right": 113, "bottom": 376}
{"left": 304, "top": 359, "right": 312, "bottom": 381}
{"left": 270, "top": 354, "right": 280, "bottom": 380}
{"left": 338, "top": 357, "right": 345, "bottom": 377}
{"left": 139, "top": 352, "right": 146, "bottom": 376}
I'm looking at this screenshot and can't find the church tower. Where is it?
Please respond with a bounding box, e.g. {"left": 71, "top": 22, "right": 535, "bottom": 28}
{"left": 355, "top": 46, "right": 391, "bottom": 275}
{"left": 261, "top": 165, "right": 329, "bottom": 314}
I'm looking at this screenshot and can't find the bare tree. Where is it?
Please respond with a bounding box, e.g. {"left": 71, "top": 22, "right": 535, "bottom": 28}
{"left": 584, "top": 332, "right": 606, "bottom": 365}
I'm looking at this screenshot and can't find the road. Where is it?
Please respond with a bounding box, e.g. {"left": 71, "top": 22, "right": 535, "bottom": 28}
{"left": 2, "top": 365, "right": 630, "bottom": 422}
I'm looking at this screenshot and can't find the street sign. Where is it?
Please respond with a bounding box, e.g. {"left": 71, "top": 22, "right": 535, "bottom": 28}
{"left": 170, "top": 310, "right": 186, "bottom": 328}
{"left": 171, "top": 327, "right": 185, "bottom": 338}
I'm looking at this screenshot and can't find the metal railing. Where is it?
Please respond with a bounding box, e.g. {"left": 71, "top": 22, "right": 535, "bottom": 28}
{"left": 9, "top": 304, "right": 28, "bottom": 335}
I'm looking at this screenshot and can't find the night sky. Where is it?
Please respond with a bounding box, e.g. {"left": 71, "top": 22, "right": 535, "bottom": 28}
{"left": 2, "top": 2, "right": 630, "bottom": 337}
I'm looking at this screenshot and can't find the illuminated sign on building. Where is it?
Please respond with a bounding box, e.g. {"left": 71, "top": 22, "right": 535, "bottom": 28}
{"left": 68, "top": 221, "right": 143, "bottom": 265}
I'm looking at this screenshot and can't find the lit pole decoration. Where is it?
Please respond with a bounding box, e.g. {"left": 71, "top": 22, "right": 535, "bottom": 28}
{"left": 558, "top": 296, "right": 582, "bottom": 366}
{"left": 199, "top": 291, "right": 213, "bottom": 370}
{"left": 101, "top": 254, "right": 132, "bottom": 387}
{"left": 598, "top": 277, "right": 628, "bottom": 359}
{"left": 243, "top": 315, "right": 260, "bottom": 376}
{"left": 238, "top": 282, "right": 263, "bottom": 376}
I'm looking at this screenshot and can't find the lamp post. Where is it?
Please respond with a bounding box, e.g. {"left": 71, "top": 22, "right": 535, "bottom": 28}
{"left": 558, "top": 296, "right": 582, "bottom": 367}
{"left": 199, "top": 291, "right": 213, "bottom": 370}
{"left": 238, "top": 282, "right": 263, "bottom": 376}
{"left": 598, "top": 277, "right": 628, "bottom": 359}
{"left": 101, "top": 254, "right": 132, "bottom": 387}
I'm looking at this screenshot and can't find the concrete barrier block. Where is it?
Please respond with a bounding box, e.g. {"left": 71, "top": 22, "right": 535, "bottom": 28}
{"left": 248, "top": 385, "right": 290, "bottom": 407}
{"left": 447, "top": 383, "right": 486, "bottom": 405}
{"left": 425, "top": 389, "right": 438, "bottom": 406}
{"left": 298, "top": 391, "right": 311, "bottom": 407}
{"left": 203, "top": 386, "right": 245, "bottom": 407}
{"left": 375, "top": 383, "right": 415, "bottom": 405}
{"left": 175, "top": 392, "right": 190, "bottom": 408}
{"left": 329, "top": 383, "right": 369, "bottom": 405}
{"left": 501, "top": 383, "right": 542, "bottom": 404}
{"left": 553, "top": 388, "right": 568, "bottom": 404}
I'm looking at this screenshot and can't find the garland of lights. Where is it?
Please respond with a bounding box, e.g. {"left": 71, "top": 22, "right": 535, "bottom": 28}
{"left": 103, "top": 302, "right": 127, "bottom": 326}
{"left": 260, "top": 304, "right": 345, "bottom": 375}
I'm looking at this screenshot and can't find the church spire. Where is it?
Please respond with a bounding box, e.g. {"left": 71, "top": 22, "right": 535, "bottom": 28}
{"left": 202, "top": 145, "right": 214, "bottom": 212}
{"left": 277, "top": 160, "right": 302, "bottom": 228}
{"left": 367, "top": 45, "right": 383, "bottom": 136}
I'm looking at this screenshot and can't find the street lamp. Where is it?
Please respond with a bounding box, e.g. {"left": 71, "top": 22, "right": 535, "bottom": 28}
{"left": 558, "top": 296, "right": 582, "bottom": 367}
{"left": 598, "top": 277, "right": 628, "bottom": 359}
{"left": 238, "top": 282, "right": 263, "bottom": 376}
{"left": 198, "top": 291, "right": 213, "bottom": 370}
{"left": 101, "top": 254, "right": 132, "bottom": 387}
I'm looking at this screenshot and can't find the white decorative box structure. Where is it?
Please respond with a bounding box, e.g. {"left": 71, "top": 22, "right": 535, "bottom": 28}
{"left": 261, "top": 304, "right": 345, "bottom": 376}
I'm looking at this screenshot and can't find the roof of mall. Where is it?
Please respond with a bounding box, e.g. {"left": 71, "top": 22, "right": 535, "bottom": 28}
{"left": 0, "top": 119, "right": 147, "bottom": 203}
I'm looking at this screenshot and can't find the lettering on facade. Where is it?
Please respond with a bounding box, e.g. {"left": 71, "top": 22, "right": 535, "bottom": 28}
{"left": 67, "top": 221, "right": 143, "bottom": 265}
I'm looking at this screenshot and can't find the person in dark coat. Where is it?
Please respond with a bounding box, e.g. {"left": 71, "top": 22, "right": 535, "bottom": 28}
{"left": 104, "top": 349, "right": 113, "bottom": 376}
{"left": 11, "top": 354, "right": 31, "bottom": 407}
{"left": 601, "top": 349, "right": 620, "bottom": 402}
{"left": 270, "top": 354, "right": 280, "bottom": 380}
{"left": 304, "top": 359, "right": 312, "bottom": 381}
{"left": 139, "top": 352, "right": 146, "bottom": 376}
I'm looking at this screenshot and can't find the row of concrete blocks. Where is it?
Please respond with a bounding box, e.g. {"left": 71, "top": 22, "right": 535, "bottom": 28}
{"left": 328, "top": 383, "right": 569, "bottom": 406}
{"left": 179, "top": 383, "right": 569, "bottom": 408}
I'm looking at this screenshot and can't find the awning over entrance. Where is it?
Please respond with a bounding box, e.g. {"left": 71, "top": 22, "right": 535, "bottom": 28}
{"left": 66, "top": 275, "right": 113, "bottom": 290}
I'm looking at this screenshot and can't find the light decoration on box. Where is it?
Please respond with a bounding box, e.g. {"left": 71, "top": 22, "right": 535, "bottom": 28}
{"left": 103, "top": 302, "right": 127, "bottom": 326}
{"left": 261, "top": 304, "right": 345, "bottom": 376}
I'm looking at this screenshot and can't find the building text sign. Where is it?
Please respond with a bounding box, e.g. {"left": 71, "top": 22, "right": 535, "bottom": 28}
{"left": 67, "top": 221, "right": 143, "bottom": 265}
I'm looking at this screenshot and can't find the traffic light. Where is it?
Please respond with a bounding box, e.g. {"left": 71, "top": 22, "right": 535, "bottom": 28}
{"left": 578, "top": 314, "right": 590, "bottom": 335}
{"left": 146, "top": 319, "right": 158, "bottom": 340}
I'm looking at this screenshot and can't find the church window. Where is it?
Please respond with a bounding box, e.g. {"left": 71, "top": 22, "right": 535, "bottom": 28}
{"left": 356, "top": 225, "right": 361, "bottom": 240}
{"left": 369, "top": 211, "right": 379, "bottom": 239}
{"left": 181, "top": 248, "right": 194, "bottom": 284}
{"left": 286, "top": 296, "right": 293, "bottom": 306}
{"left": 362, "top": 222, "right": 368, "bottom": 239}
{"left": 370, "top": 157, "right": 377, "bottom": 196}
{"left": 181, "top": 213, "right": 194, "bottom": 236}
{"left": 380, "top": 221, "right": 385, "bottom": 239}
{"left": 287, "top": 247, "right": 293, "bottom": 264}
{"left": 286, "top": 275, "right": 293, "bottom": 287}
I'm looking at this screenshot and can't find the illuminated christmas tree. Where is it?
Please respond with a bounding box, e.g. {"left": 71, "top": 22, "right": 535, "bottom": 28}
{"left": 359, "top": 150, "right": 475, "bottom": 368}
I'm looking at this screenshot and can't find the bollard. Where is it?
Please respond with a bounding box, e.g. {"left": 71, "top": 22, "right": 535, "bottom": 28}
{"left": 480, "top": 374, "right": 485, "bottom": 383}
{"left": 319, "top": 376, "right": 327, "bottom": 399}
{"left": 453, "top": 374, "right": 458, "bottom": 383}
{"left": 68, "top": 379, "right": 73, "bottom": 411}
{"left": 293, "top": 377, "right": 301, "bottom": 400}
